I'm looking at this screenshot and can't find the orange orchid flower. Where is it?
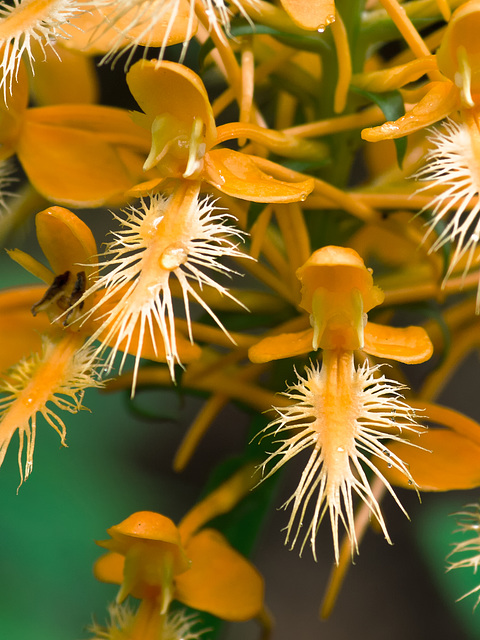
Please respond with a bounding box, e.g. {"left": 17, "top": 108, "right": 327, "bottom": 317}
{"left": 249, "top": 246, "right": 433, "bottom": 365}
{"left": 63, "top": 59, "right": 321, "bottom": 389}
{"left": 126, "top": 59, "right": 316, "bottom": 203}
{"left": 0, "top": 60, "right": 151, "bottom": 207}
{"left": 93, "top": 466, "right": 264, "bottom": 638}
{"left": 251, "top": 246, "right": 432, "bottom": 563}
{"left": 0, "top": 205, "right": 101, "bottom": 485}
{"left": 72, "top": 185, "right": 247, "bottom": 388}
{"left": 359, "top": 2, "right": 480, "bottom": 309}
{"left": 0, "top": 205, "right": 199, "bottom": 484}
{"left": 360, "top": 1, "right": 480, "bottom": 144}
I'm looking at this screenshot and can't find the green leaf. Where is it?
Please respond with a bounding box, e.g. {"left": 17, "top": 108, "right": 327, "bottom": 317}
{"left": 353, "top": 87, "right": 407, "bottom": 167}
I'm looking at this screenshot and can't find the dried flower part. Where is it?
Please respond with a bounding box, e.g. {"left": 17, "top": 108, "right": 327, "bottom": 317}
{"left": 78, "top": 188, "right": 246, "bottom": 387}
{"left": 257, "top": 357, "right": 421, "bottom": 563}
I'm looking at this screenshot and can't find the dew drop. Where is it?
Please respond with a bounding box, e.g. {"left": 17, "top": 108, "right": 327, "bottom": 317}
{"left": 325, "top": 14, "right": 336, "bottom": 25}
{"left": 387, "top": 463, "right": 392, "bottom": 469}
{"left": 160, "top": 243, "right": 189, "bottom": 270}
{"left": 337, "top": 446, "right": 344, "bottom": 453}
{"left": 407, "top": 479, "right": 413, "bottom": 485}
{"left": 318, "top": 24, "right": 325, "bottom": 33}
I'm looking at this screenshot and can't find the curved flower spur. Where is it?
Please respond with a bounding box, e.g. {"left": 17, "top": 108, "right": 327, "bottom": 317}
{"left": 250, "top": 246, "right": 433, "bottom": 563}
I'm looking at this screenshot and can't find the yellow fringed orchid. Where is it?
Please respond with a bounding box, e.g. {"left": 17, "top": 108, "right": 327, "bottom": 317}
{"left": 249, "top": 246, "right": 433, "bottom": 365}
{"left": 126, "top": 59, "right": 316, "bottom": 204}
{"left": 93, "top": 466, "right": 265, "bottom": 639}
{"left": 74, "top": 186, "right": 246, "bottom": 386}
{"left": 0, "top": 206, "right": 199, "bottom": 484}
{"left": 359, "top": 2, "right": 480, "bottom": 311}
{"left": 251, "top": 246, "right": 432, "bottom": 563}
{"left": 360, "top": 0, "right": 480, "bottom": 144}
{"left": 0, "top": 205, "right": 101, "bottom": 484}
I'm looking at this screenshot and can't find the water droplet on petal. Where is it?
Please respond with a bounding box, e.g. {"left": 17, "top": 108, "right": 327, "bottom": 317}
{"left": 337, "top": 446, "right": 344, "bottom": 453}
{"left": 318, "top": 25, "right": 325, "bottom": 33}
{"left": 160, "top": 243, "right": 189, "bottom": 270}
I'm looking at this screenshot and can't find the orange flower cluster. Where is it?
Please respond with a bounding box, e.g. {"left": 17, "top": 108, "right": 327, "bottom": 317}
{"left": 3, "top": 0, "right": 480, "bottom": 637}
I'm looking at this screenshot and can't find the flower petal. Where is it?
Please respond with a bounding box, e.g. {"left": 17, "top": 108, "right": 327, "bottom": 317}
{"left": 127, "top": 59, "right": 216, "bottom": 149}
{"left": 436, "top": 0, "right": 480, "bottom": 101}
{"left": 363, "top": 322, "right": 433, "bottom": 364}
{"left": 175, "top": 529, "right": 263, "bottom": 621}
{"left": 94, "top": 551, "right": 125, "bottom": 586}
{"left": 381, "top": 429, "right": 480, "bottom": 491}
{"left": 63, "top": 2, "right": 197, "bottom": 54}
{"left": 0, "top": 285, "right": 51, "bottom": 372}
{"left": 248, "top": 328, "right": 314, "bottom": 363}
{"left": 97, "top": 512, "right": 191, "bottom": 581}
{"left": 17, "top": 119, "right": 144, "bottom": 206}
{"left": 352, "top": 56, "right": 437, "bottom": 93}
{"left": 204, "top": 149, "right": 314, "bottom": 203}
{"left": 0, "top": 58, "right": 28, "bottom": 161}
{"left": 28, "top": 41, "right": 99, "bottom": 105}
{"left": 279, "top": 0, "right": 335, "bottom": 30}
{"left": 6, "top": 249, "right": 53, "bottom": 284}
{"left": 35, "top": 207, "right": 97, "bottom": 281}
{"left": 380, "top": 404, "right": 480, "bottom": 490}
